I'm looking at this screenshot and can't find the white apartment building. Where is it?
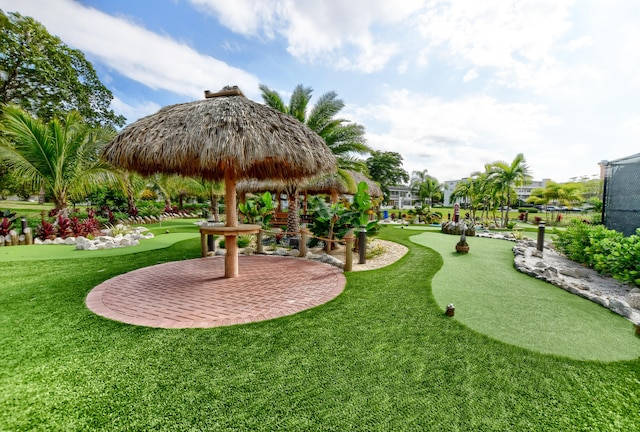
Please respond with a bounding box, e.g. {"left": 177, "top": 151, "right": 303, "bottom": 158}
{"left": 386, "top": 185, "right": 417, "bottom": 208}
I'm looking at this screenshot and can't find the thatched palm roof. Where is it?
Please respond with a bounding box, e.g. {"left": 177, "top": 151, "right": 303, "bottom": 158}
{"left": 237, "top": 169, "right": 381, "bottom": 198}
{"left": 347, "top": 170, "right": 382, "bottom": 197}
{"left": 101, "top": 86, "right": 337, "bottom": 278}
{"left": 101, "top": 87, "right": 337, "bottom": 181}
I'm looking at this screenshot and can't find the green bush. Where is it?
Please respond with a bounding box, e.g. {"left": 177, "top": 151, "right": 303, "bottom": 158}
{"left": 554, "top": 221, "right": 640, "bottom": 286}
{"left": 218, "top": 235, "right": 252, "bottom": 249}
{"left": 519, "top": 207, "right": 538, "bottom": 213}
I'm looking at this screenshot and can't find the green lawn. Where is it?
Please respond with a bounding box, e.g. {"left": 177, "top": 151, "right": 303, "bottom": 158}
{"left": 1, "top": 225, "right": 640, "bottom": 431}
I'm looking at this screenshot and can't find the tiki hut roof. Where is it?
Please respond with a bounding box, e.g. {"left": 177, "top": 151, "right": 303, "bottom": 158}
{"left": 101, "top": 87, "right": 337, "bottom": 182}
{"left": 302, "top": 171, "right": 353, "bottom": 195}
{"left": 237, "top": 169, "right": 381, "bottom": 197}
{"left": 347, "top": 170, "right": 383, "bottom": 197}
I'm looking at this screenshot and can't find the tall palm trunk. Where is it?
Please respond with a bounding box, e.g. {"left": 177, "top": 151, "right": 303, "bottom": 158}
{"left": 286, "top": 189, "right": 300, "bottom": 237}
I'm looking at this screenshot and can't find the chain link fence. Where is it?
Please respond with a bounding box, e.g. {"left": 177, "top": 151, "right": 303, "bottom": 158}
{"left": 603, "top": 153, "right": 640, "bottom": 236}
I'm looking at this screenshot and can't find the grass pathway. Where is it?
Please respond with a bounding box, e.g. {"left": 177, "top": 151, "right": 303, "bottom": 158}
{"left": 410, "top": 230, "right": 640, "bottom": 361}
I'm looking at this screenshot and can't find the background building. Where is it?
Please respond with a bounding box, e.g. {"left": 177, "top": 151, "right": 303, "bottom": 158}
{"left": 386, "top": 185, "right": 416, "bottom": 208}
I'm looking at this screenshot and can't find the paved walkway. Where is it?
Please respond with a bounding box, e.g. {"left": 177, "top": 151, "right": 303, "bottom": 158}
{"left": 86, "top": 256, "right": 346, "bottom": 329}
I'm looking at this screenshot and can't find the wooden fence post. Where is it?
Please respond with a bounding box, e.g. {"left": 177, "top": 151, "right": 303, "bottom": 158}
{"left": 299, "top": 229, "right": 308, "bottom": 257}
{"left": 257, "top": 230, "right": 264, "bottom": 254}
{"left": 24, "top": 228, "right": 32, "bottom": 245}
{"left": 344, "top": 230, "right": 354, "bottom": 272}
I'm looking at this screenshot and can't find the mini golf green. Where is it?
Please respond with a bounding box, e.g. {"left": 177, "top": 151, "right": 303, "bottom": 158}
{"left": 410, "top": 231, "right": 640, "bottom": 362}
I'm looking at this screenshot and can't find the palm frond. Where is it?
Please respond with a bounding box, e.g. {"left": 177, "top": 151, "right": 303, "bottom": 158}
{"left": 259, "top": 84, "right": 288, "bottom": 114}
{"left": 288, "top": 84, "right": 313, "bottom": 123}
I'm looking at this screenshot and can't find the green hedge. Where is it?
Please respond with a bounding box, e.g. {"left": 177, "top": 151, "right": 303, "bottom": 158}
{"left": 518, "top": 207, "right": 538, "bottom": 213}
{"left": 554, "top": 221, "right": 640, "bottom": 286}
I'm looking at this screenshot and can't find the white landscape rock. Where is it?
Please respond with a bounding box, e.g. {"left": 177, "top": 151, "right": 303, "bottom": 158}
{"left": 29, "top": 225, "right": 152, "bottom": 250}
{"left": 513, "top": 240, "right": 640, "bottom": 324}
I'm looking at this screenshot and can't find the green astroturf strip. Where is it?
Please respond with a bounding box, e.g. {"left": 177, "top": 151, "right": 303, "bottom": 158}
{"left": 411, "top": 231, "right": 640, "bottom": 361}
{"left": 0, "top": 232, "right": 199, "bottom": 262}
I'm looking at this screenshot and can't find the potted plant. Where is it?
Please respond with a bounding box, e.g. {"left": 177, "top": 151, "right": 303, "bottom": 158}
{"left": 455, "top": 222, "right": 469, "bottom": 254}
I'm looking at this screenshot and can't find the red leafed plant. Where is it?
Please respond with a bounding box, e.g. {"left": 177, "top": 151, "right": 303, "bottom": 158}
{"left": 0, "top": 210, "right": 17, "bottom": 236}
{"left": 56, "top": 214, "right": 72, "bottom": 239}
{"left": 0, "top": 218, "right": 14, "bottom": 236}
{"left": 37, "top": 218, "right": 57, "bottom": 240}
{"left": 69, "top": 212, "right": 102, "bottom": 238}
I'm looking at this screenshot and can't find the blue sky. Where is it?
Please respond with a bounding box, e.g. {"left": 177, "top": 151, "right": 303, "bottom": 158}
{"left": 3, "top": 0, "right": 640, "bottom": 183}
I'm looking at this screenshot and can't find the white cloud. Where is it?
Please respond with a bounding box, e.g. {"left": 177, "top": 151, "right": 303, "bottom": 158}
{"left": 110, "top": 97, "right": 162, "bottom": 124}
{"left": 351, "top": 89, "right": 559, "bottom": 181}
{"left": 414, "top": 0, "right": 574, "bottom": 91}
{"left": 189, "top": 0, "right": 423, "bottom": 72}
{"left": 0, "top": 0, "right": 260, "bottom": 100}
{"left": 462, "top": 68, "right": 479, "bottom": 83}
{"left": 565, "top": 35, "right": 593, "bottom": 51}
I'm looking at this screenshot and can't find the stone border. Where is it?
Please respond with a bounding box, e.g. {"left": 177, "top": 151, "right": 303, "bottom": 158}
{"left": 512, "top": 239, "right": 640, "bottom": 325}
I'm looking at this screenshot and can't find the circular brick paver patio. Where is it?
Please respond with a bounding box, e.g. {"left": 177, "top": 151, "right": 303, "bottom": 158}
{"left": 86, "top": 255, "right": 346, "bottom": 329}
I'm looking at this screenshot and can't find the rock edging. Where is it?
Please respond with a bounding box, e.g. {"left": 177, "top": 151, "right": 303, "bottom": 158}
{"left": 512, "top": 239, "right": 640, "bottom": 325}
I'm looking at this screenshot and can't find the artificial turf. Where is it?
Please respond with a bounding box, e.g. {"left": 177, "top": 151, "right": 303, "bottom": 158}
{"left": 1, "top": 226, "right": 640, "bottom": 430}
{"left": 411, "top": 231, "right": 640, "bottom": 361}
{"left": 0, "top": 220, "right": 200, "bottom": 262}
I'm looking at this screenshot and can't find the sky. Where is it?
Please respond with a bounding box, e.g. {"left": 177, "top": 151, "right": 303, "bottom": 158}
{"left": 3, "top": 0, "right": 640, "bottom": 183}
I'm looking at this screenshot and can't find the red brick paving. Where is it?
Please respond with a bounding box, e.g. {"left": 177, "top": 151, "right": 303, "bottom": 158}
{"left": 85, "top": 255, "right": 346, "bottom": 328}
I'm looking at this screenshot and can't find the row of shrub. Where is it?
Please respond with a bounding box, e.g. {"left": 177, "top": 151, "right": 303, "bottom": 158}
{"left": 554, "top": 220, "right": 640, "bottom": 286}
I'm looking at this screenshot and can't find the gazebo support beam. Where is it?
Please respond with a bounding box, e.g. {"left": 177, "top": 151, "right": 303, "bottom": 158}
{"left": 224, "top": 168, "right": 238, "bottom": 278}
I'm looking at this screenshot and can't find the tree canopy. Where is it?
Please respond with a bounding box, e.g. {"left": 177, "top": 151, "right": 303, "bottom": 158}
{"left": 0, "top": 10, "right": 125, "bottom": 129}
{"left": 366, "top": 151, "right": 409, "bottom": 202}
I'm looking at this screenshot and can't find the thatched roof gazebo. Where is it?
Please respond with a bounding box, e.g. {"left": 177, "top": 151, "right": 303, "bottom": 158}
{"left": 102, "top": 86, "right": 337, "bottom": 278}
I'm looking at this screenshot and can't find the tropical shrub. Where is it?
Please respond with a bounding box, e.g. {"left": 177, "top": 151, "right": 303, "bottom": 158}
{"left": 308, "top": 182, "right": 379, "bottom": 249}
{"left": 238, "top": 191, "right": 275, "bottom": 228}
{"left": 0, "top": 210, "right": 17, "bottom": 236}
{"left": 218, "top": 235, "right": 252, "bottom": 249}
{"left": 36, "top": 218, "right": 57, "bottom": 240}
{"left": 554, "top": 221, "right": 640, "bottom": 286}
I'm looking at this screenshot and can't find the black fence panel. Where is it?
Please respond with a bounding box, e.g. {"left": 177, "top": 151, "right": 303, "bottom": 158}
{"left": 603, "top": 153, "right": 640, "bottom": 236}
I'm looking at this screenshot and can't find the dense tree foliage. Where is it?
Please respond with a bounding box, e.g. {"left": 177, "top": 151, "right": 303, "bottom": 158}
{"left": 0, "top": 10, "right": 125, "bottom": 129}
{"left": 365, "top": 151, "right": 409, "bottom": 203}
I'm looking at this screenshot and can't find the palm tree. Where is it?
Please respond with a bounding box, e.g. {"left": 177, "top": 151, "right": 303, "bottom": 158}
{"left": 260, "top": 84, "right": 371, "bottom": 168}
{"left": 410, "top": 169, "right": 442, "bottom": 212}
{"left": 488, "top": 153, "right": 532, "bottom": 227}
{"left": 0, "top": 105, "right": 116, "bottom": 210}
{"left": 260, "top": 83, "right": 371, "bottom": 234}
{"left": 113, "top": 170, "right": 146, "bottom": 215}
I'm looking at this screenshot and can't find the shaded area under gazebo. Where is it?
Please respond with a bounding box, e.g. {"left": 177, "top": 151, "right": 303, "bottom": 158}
{"left": 86, "top": 255, "right": 346, "bottom": 328}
